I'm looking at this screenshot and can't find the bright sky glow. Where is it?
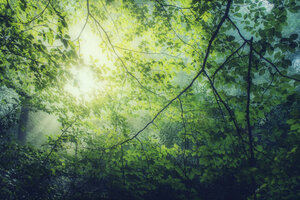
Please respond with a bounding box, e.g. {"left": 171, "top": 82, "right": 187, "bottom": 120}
{"left": 70, "top": 22, "right": 106, "bottom": 64}
{"left": 65, "top": 67, "right": 96, "bottom": 100}
{"left": 292, "top": 57, "right": 300, "bottom": 73}
{"left": 64, "top": 20, "right": 110, "bottom": 101}
{"left": 260, "top": 0, "right": 274, "bottom": 12}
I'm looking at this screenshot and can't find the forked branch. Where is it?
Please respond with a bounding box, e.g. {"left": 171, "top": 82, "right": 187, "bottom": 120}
{"left": 227, "top": 17, "right": 299, "bottom": 82}
{"left": 109, "top": 0, "right": 233, "bottom": 148}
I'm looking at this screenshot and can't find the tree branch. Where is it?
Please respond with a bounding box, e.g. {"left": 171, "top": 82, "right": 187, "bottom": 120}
{"left": 203, "top": 69, "right": 247, "bottom": 155}
{"left": 73, "top": 7, "right": 89, "bottom": 42}
{"left": 178, "top": 97, "right": 187, "bottom": 177}
{"left": 114, "top": 45, "right": 181, "bottom": 58}
{"left": 43, "top": 118, "right": 78, "bottom": 163}
{"left": 87, "top": 0, "right": 160, "bottom": 96}
{"left": 227, "top": 17, "right": 300, "bottom": 82}
{"left": 24, "top": 0, "right": 51, "bottom": 24}
{"left": 159, "top": 3, "right": 195, "bottom": 10}
{"left": 154, "top": 0, "right": 201, "bottom": 56}
{"left": 109, "top": 0, "right": 233, "bottom": 149}
{"left": 212, "top": 41, "right": 247, "bottom": 83}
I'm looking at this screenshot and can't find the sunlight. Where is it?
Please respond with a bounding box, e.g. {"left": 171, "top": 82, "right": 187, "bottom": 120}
{"left": 65, "top": 67, "right": 96, "bottom": 100}
{"left": 292, "top": 57, "right": 300, "bottom": 73}
{"left": 64, "top": 22, "right": 108, "bottom": 101}
{"left": 69, "top": 22, "right": 107, "bottom": 65}
{"left": 260, "top": 0, "right": 273, "bottom": 12}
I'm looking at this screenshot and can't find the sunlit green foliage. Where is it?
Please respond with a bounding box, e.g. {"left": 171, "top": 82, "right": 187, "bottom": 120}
{"left": 0, "top": 0, "right": 300, "bottom": 199}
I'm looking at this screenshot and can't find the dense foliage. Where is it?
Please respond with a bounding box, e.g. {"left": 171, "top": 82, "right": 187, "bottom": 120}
{"left": 0, "top": 0, "right": 300, "bottom": 199}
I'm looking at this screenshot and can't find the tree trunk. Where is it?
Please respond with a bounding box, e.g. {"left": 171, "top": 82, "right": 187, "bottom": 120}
{"left": 18, "top": 106, "right": 29, "bottom": 144}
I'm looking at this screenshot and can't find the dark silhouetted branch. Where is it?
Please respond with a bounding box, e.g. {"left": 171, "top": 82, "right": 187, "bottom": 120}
{"left": 227, "top": 17, "right": 299, "bottom": 82}
{"left": 109, "top": 0, "right": 233, "bottom": 149}
{"left": 203, "top": 69, "right": 247, "bottom": 155}
{"left": 245, "top": 37, "right": 257, "bottom": 200}
{"left": 212, "top": 41, "right": 247, "bottom": 83}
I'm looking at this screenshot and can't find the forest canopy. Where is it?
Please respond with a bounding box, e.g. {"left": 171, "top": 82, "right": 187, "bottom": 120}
{"left": 0, "top": 0, "right": 300, "bottom": 199}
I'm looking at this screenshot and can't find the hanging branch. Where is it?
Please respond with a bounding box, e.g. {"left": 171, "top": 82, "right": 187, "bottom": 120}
{"left": 210, "top": 41, "right": 247, "bottom": 124}
{"left": 23, "top": 0, "right": 51, "bottom": 24}
{"left": 109, "top": 0, "right": 233, "bottom": 149}
{"left": 158, "top": 3, "right": 195, "bottom": 10}
{"left": 46, "top": 1, "right": 89, "bottom": 48}
{"left": 246, "top": 38, "right": 255, "bottom": 163}
{"left": 73, "top": 10, "right": 89, "bottom": 42}
{"left": 260, "top": 71, "right": 276, "bottom": 102}
{"left": 203, "top": 70, "right": 248, "bottom": 155}
{"left": 212, "top": 90, "right": 226, "bottom": 122}
{"left": 135, "top": 137, "right": 151, "bottom": 171}
{"left": 100, "top": 0, "right": 121, "bottom": 39}
{"left": 43, "top": 118, "right": 78, "bottom": 163}
{"left": 86, "top": 0, "right": 160, "bottom": 97}
{"left": 178, "top": 97, "right": 192, "bottom": 200}
{"left": 154, "top": 0, "right": 201, "bottom": 56}
{"left": 178, "top": 97, "right": 187, "bottom": 177}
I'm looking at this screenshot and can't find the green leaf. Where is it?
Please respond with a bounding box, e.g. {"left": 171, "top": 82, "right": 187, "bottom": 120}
{"left": 235, "top": 13, "right": 242, "bottom": 18}
{"left": 290, "top": 34, "right": 298, "bottom": 40}
{"left": 62, "top": 39, "right": 68, "bottom": 48}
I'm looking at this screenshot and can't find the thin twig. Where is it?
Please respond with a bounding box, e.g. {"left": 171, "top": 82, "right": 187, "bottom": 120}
{"left": 203, "top": 70, "right": 247, "bottom": 155}
{"left": 159, "top": 4, "right": 195, "bottom": 10}
{"left": 114, "top": 45, "right": 181, "bottom": 58}
{"left": 87, "top": 0, "right": 160, "bottom": 96}
{"left": 212, "top": 41, "right": 247, "bottom": 83}
{"left": 0, "top": 102, "right": 21, "bottom": 121}
{"left": 43, "top": 118, "right": 78, "bottom": 163}
{"left": 24, "top": 0, "right": 51, "bottom": 24}
{"left": 178, "top": 97, "right": 187, "bottom": 177}
{"left": 135, "top": 137, "right": 150, "bottom": 171}
{"left": 154, "top": 0, "right": 201, "bottom": 56}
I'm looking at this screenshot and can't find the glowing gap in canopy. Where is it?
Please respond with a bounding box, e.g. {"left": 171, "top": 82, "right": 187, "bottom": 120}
{"left": 65, "top": 67, "right": 96, "bottom": 100}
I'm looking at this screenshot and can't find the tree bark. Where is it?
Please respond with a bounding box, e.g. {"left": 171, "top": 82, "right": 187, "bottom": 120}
{"left": 18, "top": 106, "right": 29, "bottom": 144}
